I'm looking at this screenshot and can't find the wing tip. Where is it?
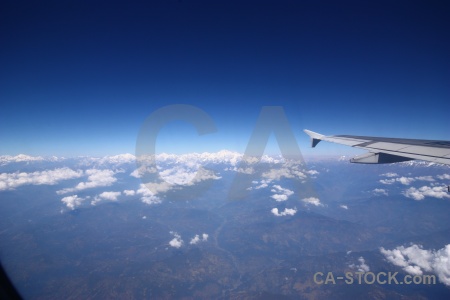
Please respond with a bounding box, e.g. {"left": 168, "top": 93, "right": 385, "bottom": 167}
{"left": 304, "top": 129, "right": 324, "bottom": 148}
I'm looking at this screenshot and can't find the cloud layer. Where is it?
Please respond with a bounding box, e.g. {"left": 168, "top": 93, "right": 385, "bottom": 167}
{"left": 403, "top": 186, "right": 450, "bottom": 201}
{"left": 380, "top": 244, "right": 450, "bottom": 285}
{"left": 0, "top": 168, "right": 83, "bottom": 191}
{"left": 57, "top": 169, "right": 118, "bottom": 194}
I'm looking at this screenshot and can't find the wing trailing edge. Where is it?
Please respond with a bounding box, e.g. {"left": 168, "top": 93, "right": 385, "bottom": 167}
{"left": 303, "top": 129, "right": 450, "bottom": 165}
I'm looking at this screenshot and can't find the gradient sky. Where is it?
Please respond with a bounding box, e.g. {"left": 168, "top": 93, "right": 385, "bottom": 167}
{"left": 1, "top": 0, "right": 449, "bottom": 157}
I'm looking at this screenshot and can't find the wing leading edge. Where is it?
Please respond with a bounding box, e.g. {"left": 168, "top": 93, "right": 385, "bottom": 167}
{"left": 304, "top": 129, "right": 450, "bottom": 165}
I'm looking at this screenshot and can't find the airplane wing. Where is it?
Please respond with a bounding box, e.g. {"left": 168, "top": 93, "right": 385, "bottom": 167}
{"left": 304, "top": 129, "right": 450, "bottom": 165}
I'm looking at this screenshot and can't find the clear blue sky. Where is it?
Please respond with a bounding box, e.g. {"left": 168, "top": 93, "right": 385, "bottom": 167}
{"left": 1, "top": 1, "right": 449, "bottom": 156}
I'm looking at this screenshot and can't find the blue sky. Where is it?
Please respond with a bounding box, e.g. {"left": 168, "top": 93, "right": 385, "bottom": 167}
{"left": 1, "top": 1, "right": 449, "bottom": 156}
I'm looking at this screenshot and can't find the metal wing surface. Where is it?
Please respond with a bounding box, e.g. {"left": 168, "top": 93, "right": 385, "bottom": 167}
{"left": 304, "top": 129, "right": 450, "bottom": 165}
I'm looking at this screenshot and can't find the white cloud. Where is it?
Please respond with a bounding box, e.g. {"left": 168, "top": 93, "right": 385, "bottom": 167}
{"left": 0, "top": 168, "right": 83, "bottom": 191}
{"left": 373, "top": 188, "right": 388, "bottom": 196}
{"left": 169, "top": 231, "right": 183, "bottom": 248}
{"left": 415, "top": 176, "right": 435, "bottom": 182}
{"left": 130, "top": 165, "right": 158, "bottom": 178}
{"left": 380, "top": 178, "right": 396, "bottom": 185}
{"left": 136, "top": 184, "right": 162, "bottom": 205}
{"left": 57, "top": 169, "right": 117, "bottom": 194}
{"left": 256, "top": 182, "right": 268, "bottom": 189}
{"left": 270, "top": 185, "right": 294, "bottom": 202}
{"left": 302, "top": 197, "right": 323, "bottom": 207}
{"left": 189, "top": 233, "right": 209, "bottom": 245}
{"left": 157, "top": 166, "right": 221, "bottom": 186}
{"left": 380, "top": 175, "right": 436, "bottom": 186}
{"left": 0, "top": 154, "right": 45, "bottom": 165}
{"left": 437, "top": 174, "right": 450, "bottom": 180}
{"left": 143, "top": 181, "right": 172, "bottom": 194}
{"left": 340, "top": 205, "right": 348, "bottom": 210}
{"left": 262, "top": 162, "right": 307, "bottom": 182}
{"left": 98, "top": 153, "right": 136, "bottom": 165}
{"left": 225, "top": 166, "right": 255, "bottom": 174}
{"left": 398, "top": 177, "right": 415, "bottom": 185}
{"left": 190, "top": 235, "right": 201, "bottom": 245}
{"left": 98, "top": 191, "right": 121, "bottom": 201}
{"left": 380, "top": 244, "right": 450, "bottom": 286}
{"left": 123, "top": 189, "right": 136, "bottom": 196}
{"left": 135, "top": 166, "right": 221, "bottom": 199}
{"left": 381, "top": 172, "right": 398, "bottom": 177}
{"left": 403, "top": 186, "right": 450, "bottom": 201}
{"left": 271, "top": 207, "right": 297, "bottom": 217}
{"left": 307, "top": 170, "right": 319, "bottom": 175}
{"left": 91, "top": 191, "right": 121, "bottom": 205}
{"left": 249, "top": 180, "right": 269, "bottom": 190}
{"left": 61, "top": 195, "right": 85, "bottom": 210}
{"left": 271, "top": 194, "right": 288, "bottom": 202}
{"left": 349, "top": 257, "right": 370, "bottom": 273}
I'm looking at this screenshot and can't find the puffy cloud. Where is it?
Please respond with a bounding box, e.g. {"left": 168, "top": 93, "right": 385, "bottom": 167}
{"left": 349, "top": 257, "right": 370, "bottom": 273}
{"left": 190, "top": 235, "right": 201, "bottom": 245}
{"left": 398, "top": 177, "right": 415, "bottom": 185}
{"left": 123, "top": 189, "right": 135, "bottom": 196}
{"left": 61, "top": 195, "right": 85, "bottom": 210}
{"left": 225, "top": 166, "right": 255, "bottom": 174}
{"left": 130, "top": 165, "right": 158, "bottom": 178}
{"left": 169, "top": 231, "right": 183, "bottom": 248}
{"left": 189, "top": 233, "right": 209, "bottom": 245}
{"left": 98, "top": 153, "right": 135, "bottom": 165}
{"left": 138, "top": 151, "right": 285, "bottom": 175}
{"left": 262, "top": 167, "right": 305, "bottom": 182}
{"left": 156, "top": 150, "right": 243, "bottom": 166}
{"left": 136, "top": 184, "right": 162, "bottom": 205}
{"left": 248, "top": 180, "right": 269, "bottom": 190}
{"left": 302, "top": 197, "right": 323, "bottom": 207}
{"left": 78, "top": 154, "right": 136, "bottom": 167}
{"left": 437, "top": 174, "right": 450, "bottom": 180}
{"left": 380, "top": 244, "right": 450, "bottom": 286}
{"left": 403, "top": 186, "right": 450, "bottom": 201}
{"left": 271, "top": 194, "right": 288, "bottom": 202}
{"left": 271, "top": 207, "right": 297, "bottom": 217}
{"left": 157, "top": 166, "right": 221, "bottom": 186}
{"left": 0, "top": 154, "right": 45, "bottom": 165}
{"left": 261, "top": 161, "right": 308, "bottom": 183}
{"left": 117, "top": 185, "right": 161, "bottom": 205}
{"left": 0, "top": 168, "right": 83, "bottom": 191}
{"left": 340, "top": 205, "right": 348, "bottom": 210}
{"left": 143, "top": 181, "right": 172, "bottom": 194}
{"left": 373, "top": 188, "right": 388, "bottom": 196}
{"left": 270, "top": 185, "right": 294, "bottom": 202}
{"left": 136, "top": 166, "right": 221, "bottom": 198}
{"left": 91, "top": 191, "right": 121, "bottom": 205}
{"left": 57, "top": 169, "right": 117, "bottom": 194}
{"left": 98, "top": 191, "right": 121, "bottom": 201}
{"left": 415, "top": 176, "right": 435, "bottom": 182}
{"left": 379, "top": 178, "right": 396, "bottom": 185}
{"left": 307, "top": 170, "right": 319, "bottom": 175}
{"left": 380, "top": 175, "right": 436, "bottom": 186}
